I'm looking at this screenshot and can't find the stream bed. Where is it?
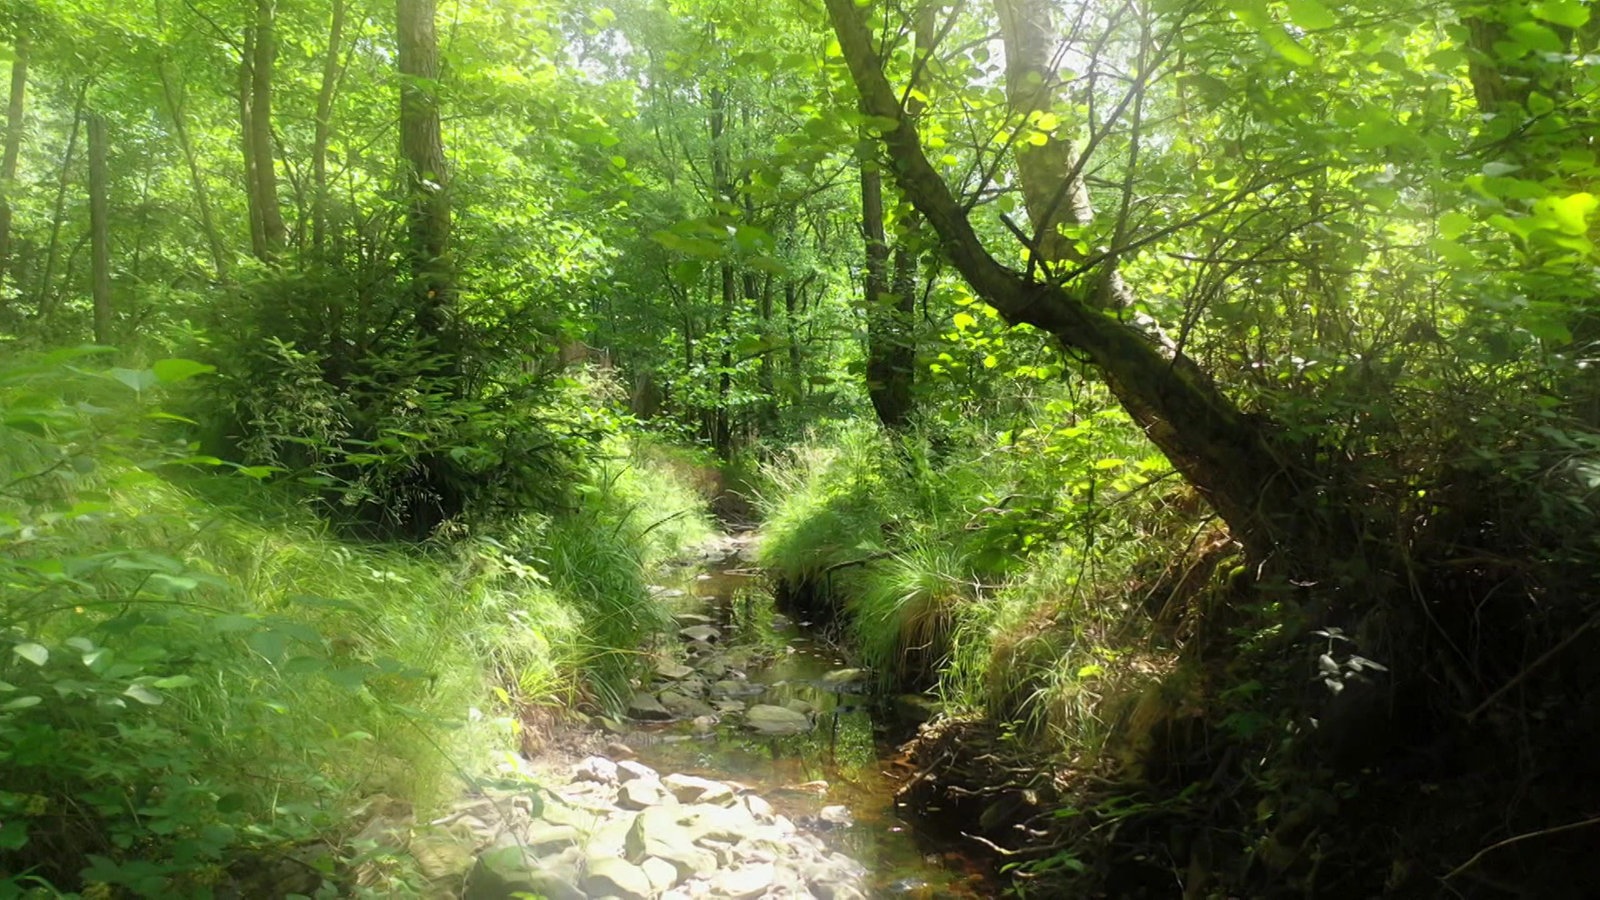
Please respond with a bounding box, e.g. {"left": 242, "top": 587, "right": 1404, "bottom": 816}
{"left": 618, "top": 537, "right": 992, "bottom": 898}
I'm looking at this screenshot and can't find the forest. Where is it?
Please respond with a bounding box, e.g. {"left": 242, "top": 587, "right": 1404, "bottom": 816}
{"left": 2, "top": 0, "right": 1599, "bottom": 896}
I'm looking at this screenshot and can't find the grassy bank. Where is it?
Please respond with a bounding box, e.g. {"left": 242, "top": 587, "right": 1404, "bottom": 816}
{"left": 756, "top": 409, "right": 1187, "bottom": 759}
{"left": 0, "top": 355, "right": 710, "bottom": 896}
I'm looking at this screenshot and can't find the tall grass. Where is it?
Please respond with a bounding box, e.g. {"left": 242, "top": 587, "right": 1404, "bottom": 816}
{"left": 756, "top": 403, "right": 1189, "bottom": 759}
{"left": 0, "top": 358, "right": 712, "bottom": 895}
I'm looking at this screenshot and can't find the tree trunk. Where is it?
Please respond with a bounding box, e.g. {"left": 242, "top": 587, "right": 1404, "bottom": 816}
{"left": 87, "top": 112, "right": 112, "bottom": 345}
{"left": 824, "top": 0, "right": 1320, "bottom": 555}
{"left": 0, "top": 35, "right": 28, "bottom": 294}
{"left": 313, "top": 0, "right": 347, "bottom": 254}
{"left": 239, "top": 28, "right": 266, "bottom": 259}
{"left": 397, "top": 0, "right": 454, "bottom": 350}
{"left": 250, "top": 0, "right": 286, "bottom": 260}
{"left": 36, "top": 87, "right": 84, "bottom": 320}
{"left": 158, "top": 61, "right": 228, "bottom": 280}
{"left": 709, "top": 85, "right": 734, "bottom": 456}
{"left": 859, "top": 115, "right": 908, "bottom": 428}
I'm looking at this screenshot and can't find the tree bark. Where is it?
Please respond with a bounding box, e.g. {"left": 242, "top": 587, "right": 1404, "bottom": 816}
{"left": 87, "top": 112, "right": 112, "bottom": 345}
{"left": 159, "top": 61, "right": 228, "bottom": 280}
{"left": 709, "top": 85, "right": 734, "bottom": 455}
{"left": 824, "top": 0, "right": 1317, "bottom": 554}
{"left": 858, "top": 131, "right": 910, "bottom": 428}
{"left": 313, "top": 0, "right": 347, "bottom": 254}
{"left": 250, "top": 0, "right": 285, "bottom": 259}
{"left": 239, "top": 27, "right": 266, "bottom": 259}
{"left": 0, "top": 35, "right": 28, "bottom": 294}
{"left": 36, "top": 87, "right": 84, "bottom": 320}
{"left": 397, "top": 0, "right": 454, "bottom": 350}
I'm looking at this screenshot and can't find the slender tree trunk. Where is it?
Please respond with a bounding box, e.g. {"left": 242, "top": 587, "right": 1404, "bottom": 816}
{"left": 757, "top": 271, "right": 776, "bottom": 423}
{"left": 87, "top": 112, "right": 112, "bottom": 345}
{"left": 397, "top": 0, "right": 453, "bottom": 352}
{"left": 239, "top": 28, "right": 266, "bottom": 259}
{"left": 784, "top": 280, "right": 801, "bottom": 396}
{"left": 0, "top": 35, "right": 28, "bottom": 294}
{"left": 709, "top": 85, "right": 734, "bottom": 456}
{"left": 158, "top": 61, "right": 228, "bottom": 280}
{"left": 313, "top": 0, "right": 347, "bottom": 254}
{"left": 36, "top": 88, "right": 84, "bottom": 320}
{"left": 825, "top": 0, "right": 1323, "bottom": 555}
{"left": 250, "top": 0, "right": 285, "bottom": 259}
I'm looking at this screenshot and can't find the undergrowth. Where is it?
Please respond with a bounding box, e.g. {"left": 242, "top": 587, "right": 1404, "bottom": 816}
{"left": 757, "top": 397, "right": 1177, "bottom": 756}
{"left": 0, "top": 351, "right": 710, "bottom": 897}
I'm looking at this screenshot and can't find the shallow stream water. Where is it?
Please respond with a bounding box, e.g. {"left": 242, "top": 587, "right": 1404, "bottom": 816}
{"left": 625, "top": 542, "right": 992, "bottom": 898}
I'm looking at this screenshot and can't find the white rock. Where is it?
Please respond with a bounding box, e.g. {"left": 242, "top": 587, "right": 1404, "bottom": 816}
{"left": 616, "top": 760, "right": 659, "bottom": 783}
{"left": 709, "top": 862, "right": 776, "bottom": 899}
{"left": 664, "top": 773, "right": 736, "bottom": 806}
{"left": 573, "top": 755, "right": 619, "bottom": 785}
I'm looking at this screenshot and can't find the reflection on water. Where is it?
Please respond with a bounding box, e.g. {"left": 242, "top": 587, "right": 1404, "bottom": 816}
{"left": 629, "top": 562, "right": 992, "bottom": 899}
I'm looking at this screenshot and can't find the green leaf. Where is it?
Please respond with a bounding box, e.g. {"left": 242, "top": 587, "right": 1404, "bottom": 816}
{"left": 1, "top": 696, "right": 42, "bottom": 711}
{"left": 124, "top": 684, "right": 164, "bottom": 706}
{"left": 1438, "top": 211, "right": 1474, "bottom": 240}
{"left": 151, "top": 358, "right": 216, "bottom": 383}
{"left": 1285, "top": 0, "right": 1337, "bottom": 29}
{"left": 1541, "top": 192, "right": 1596, "bottom": 235}
{"left": 1508, "top": 21, "right": 1564, "bottom": 54}
{"left": 1531, "top": 0, "right": 1589, "bottom": 28}
{"left": 12, "top": 643, "right": 47, "bottom": 666}
{"left": 153, "top": 675, "right": 197, "bottom": 689}
{"left": 1266, "top": 29, "right": 1315, "bottom": 66}
{"left": 109, "top": 368, "right": 159, "bottom": 393}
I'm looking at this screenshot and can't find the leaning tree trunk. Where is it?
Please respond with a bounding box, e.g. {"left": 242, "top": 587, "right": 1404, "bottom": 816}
{"left": 159, "top": 61, "right": 228, "bottom": 281}
{"left": 87, "top": 112, "right": 112, "bottom": 345}
{"left": 396, "top": 0, "right": 454, "bottom": 353}
{"left": 823, "top": 0, "right": 1323, "bottom": 557}
{"left": 0, "top": 35, "right": 28, "bottom": 295}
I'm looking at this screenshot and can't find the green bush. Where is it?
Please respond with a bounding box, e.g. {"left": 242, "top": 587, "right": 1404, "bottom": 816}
{"left": 191, "top": 269, "right": 613, "bottom": 537}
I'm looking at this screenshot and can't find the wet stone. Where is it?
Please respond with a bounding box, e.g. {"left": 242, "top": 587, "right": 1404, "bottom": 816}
{"left": 711, "top": 679, "right": 764, "bottom": 699}
{"left": 627, "top": 692, "right": 673, "bottom": 721}
{"left": 818, "top": 805, "right": 852, "bottom": 827}
{"left": 680, "top": 624, "right": 723, "bottom": 643}
{"left": 660, "top": 689, "right": 717, "bottom": 719}
{"left": 655, "top": 660, "right": 697, "bottom": 681}
{"left": 744, "top": 704, "right": 812, "bottom": 735}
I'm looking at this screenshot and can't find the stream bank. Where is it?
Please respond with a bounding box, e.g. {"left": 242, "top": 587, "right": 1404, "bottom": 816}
{"left": 604, "top": 534, "right": 993, "bottom": 898}
{"left": 344, "top": 534, "right": 996, "bottom": 899}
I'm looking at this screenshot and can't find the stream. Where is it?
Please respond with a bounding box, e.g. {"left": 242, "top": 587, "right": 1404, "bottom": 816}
{"left": 618, "top": 537, "right": 992, "bottom": 898}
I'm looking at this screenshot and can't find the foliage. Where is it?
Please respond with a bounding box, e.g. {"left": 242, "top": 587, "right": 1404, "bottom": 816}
{"left": 0, "top": 354, "right": 709, "bottom": 896}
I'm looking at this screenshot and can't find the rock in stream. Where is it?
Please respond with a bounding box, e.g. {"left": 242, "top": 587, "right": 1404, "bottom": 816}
{"left": 403, "top": 755, "right": 867, "bottom": 900}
